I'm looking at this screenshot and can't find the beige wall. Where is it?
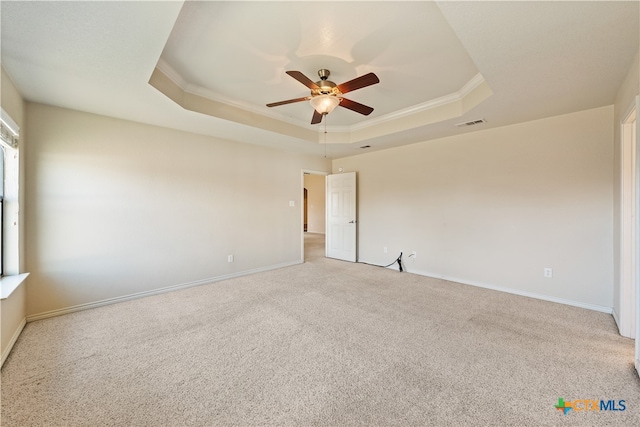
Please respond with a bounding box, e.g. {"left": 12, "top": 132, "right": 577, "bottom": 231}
{"left": 25, "top": 103, "right": 330, "bottom": 317}
{"left": 613, "top": 50, "right": 640, "bottom": 325}
{"left": 304, "top": 174, "right": 325, "bottom": 234}
{"left": 1, "top": 66, "right": 27, "bottom": 364}
{"left": 4, "top": 52, "right": 634, "bottom": 350}
{"left": 1, "top": 68, "right": 24, "bottom": 126}
{"left": 334, "top": 106, "right": 614, "bottom": 310}
{"left": 1, "top": 283, "right": 26, "bottom": 365}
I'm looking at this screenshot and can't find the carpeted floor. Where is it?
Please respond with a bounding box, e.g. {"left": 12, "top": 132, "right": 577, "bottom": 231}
{"left": 1, "top": 233, "right": 639, "bottom": 426}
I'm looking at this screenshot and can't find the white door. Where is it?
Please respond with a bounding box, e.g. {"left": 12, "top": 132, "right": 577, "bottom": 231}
{"left": 326, "top": 172, "right": 357, "bottom": 262}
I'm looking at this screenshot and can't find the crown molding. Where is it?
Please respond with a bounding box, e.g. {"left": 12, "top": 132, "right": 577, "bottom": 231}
{"left": 156, "top": 59, "right": 313, "bottom": 129}
{"left": 152, "top": 60, "right": 489, "bottom": 143}
{"left": 349, "top": 73, "right": 485, "bottom": 132}
{"left": 155, "top": 58, "right": 188, "bottom": 91}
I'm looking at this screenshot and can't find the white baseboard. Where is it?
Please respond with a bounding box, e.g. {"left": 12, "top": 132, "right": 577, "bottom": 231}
{"left": 1, "top": 317, "right": 26, "bottom": 367}
{"left": 366, "top": 261, "right": 612, "bottom": 314}
{"left": 24, "top": 259, "right": 614, "bottom": 323}
{"left": 612, "top": 307, "right": 622, "bottom": 332}
{"left": 26, "top": 260, "right": 302, "bottom": 323}
{"left": 612, "top": 307, "right": 635, "bottom": 338}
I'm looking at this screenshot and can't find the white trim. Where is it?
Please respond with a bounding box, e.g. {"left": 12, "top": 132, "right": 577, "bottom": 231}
{"left": 0, "top": 108, "right": 20, "bottom": 149}
{"left": 348, "top": 73, "right": 486, "bottom": 132}
{"left": 155, "top": 58, "right": 189, "bottom": 92}
{"left": 622, "top": 97, "right": 639, "bottom": 127}
{"left": 154, "top": 61, "right": 486, "bottom": 135}
{"left": 25, "top": 261, "right": 301, "bottom": 323}
{"left": 1, "top": 317, "right": 26, "bottom": 367}
{"left": 301, "top": 169, "right": 329, "bottom": 263}
{"left": 0, "top": 108, "right": 19, "bottom": 136}
{"left": 154, "top": 60, "right": 312, "bottom": 129}
{"left": 634, "top": 94, "right": 640, "bottom": 378}
{"left": 459, "top": 73, "right": 486, "bottom": 98}
{"left": 612, "top": 307, "right": 621, "bottom": 332}
{"left": 371, "top": 263, "right": 613, "bottom": 314}
{"left": 619, "top": 99, "right": 638, "bottom": 338}
{"left": 0, "top": 273, "right": 29, "bottom": 300}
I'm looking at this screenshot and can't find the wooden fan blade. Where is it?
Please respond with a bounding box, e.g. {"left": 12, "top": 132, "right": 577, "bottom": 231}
{"left": 311, "top": 110, "right": 323, "bottom": 124}
{"left": 266, "top": 97, "right": 310, "bottom": 107}
{"left": 339, "top": 98, "right": 374, "bottom": 116}
{"left": 336, "top": 72, "right": 379, "bottom": 94}
{"left": 286, "top": 71, "right": 320, "bottom": 90}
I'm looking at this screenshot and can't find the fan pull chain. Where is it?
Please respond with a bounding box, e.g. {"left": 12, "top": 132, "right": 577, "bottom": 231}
{"left": 324, "top": 115, "right": 328, "bottom": 158}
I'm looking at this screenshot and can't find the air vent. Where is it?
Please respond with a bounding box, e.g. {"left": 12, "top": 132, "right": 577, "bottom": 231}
{"left": 454, "top": 118, "right": 486, "bottom": 128}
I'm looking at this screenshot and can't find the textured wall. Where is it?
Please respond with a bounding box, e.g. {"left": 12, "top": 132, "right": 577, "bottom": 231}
{"left": 334, "top": 106, "right": 614, "bottom": 309}
{"left": 24, "top": 103, "right": 330, "bottom": 316}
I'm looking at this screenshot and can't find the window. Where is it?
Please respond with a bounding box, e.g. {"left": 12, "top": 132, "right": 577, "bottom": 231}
{"left": 0, "top": 108, "right": 19, "bottom": 278}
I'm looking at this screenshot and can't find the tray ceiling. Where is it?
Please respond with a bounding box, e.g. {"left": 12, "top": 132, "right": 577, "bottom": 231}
{"left": 1, "top": 1, "right": 638, "bottom": 158}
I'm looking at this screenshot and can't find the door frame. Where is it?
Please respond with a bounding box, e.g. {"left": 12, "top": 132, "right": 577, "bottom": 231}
{"left": 620, "top": 99, "right": 637, "bottom": 339}
{"left": 301, "top": 169, "right": 328, "bottom": 262}
{"left": 633, "top": 95, "right": 640, "bottom": 376}
{"left": 619, "top": 95, "right": 640, "bottom": 377}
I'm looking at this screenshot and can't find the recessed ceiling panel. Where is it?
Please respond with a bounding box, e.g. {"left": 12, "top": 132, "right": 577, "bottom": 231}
{"left": 158, "top": 1, "right": 481, "bottom": 127}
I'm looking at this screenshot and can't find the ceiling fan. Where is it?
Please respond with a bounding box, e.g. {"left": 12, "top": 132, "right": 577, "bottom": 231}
{"left": 266, "top": 69, "right": 380, "bottom": 124}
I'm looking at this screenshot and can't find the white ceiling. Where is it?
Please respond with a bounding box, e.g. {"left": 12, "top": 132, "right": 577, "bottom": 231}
{"left": 1, "top": 1, "right": 638, "bottom": 159}
{"left": 159, "top": 1, "right": 480, "bottom": 126}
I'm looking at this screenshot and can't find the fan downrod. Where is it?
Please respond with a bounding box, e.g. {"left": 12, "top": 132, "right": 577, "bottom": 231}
{"left": 317, "top": 69, "right": 331, "bottom": 81}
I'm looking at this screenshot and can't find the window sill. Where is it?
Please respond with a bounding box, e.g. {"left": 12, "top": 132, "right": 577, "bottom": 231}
{"left": 0, "top": 273, "right": 29, "bottom": 300}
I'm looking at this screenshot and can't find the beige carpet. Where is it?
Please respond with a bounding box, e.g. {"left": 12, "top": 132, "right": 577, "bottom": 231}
{"left": 2, "top": 233, "right": 639, "bottom": 426}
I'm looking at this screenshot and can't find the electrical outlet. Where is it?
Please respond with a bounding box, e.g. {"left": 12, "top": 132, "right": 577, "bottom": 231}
{"left": 384, "top": 246, "right": 388, "bottom": 253}
{"left": 544, "top": 268, "right": 552, "bottom": 278}
{"left": 228, "top": 255, "right": 234, "bottom": 263}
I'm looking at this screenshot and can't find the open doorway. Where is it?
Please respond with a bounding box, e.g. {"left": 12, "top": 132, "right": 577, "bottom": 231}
{"left": 302, "top": 170, "right": 327, "bottom": 262}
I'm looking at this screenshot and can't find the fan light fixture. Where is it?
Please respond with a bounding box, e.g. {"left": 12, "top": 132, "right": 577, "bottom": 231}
{"left": 310, "top": 95, "right": 340, "bottom": 115}
{"left": 267, "top": 69, "right": 379, "bottom": 124}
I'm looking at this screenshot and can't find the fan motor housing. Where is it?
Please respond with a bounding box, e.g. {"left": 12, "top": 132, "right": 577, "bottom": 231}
{"left": 313, "top": 69, "right": 341, "bottom": 96}
{"left": 313, "top": 80, "right": 340, "bottom": 96}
